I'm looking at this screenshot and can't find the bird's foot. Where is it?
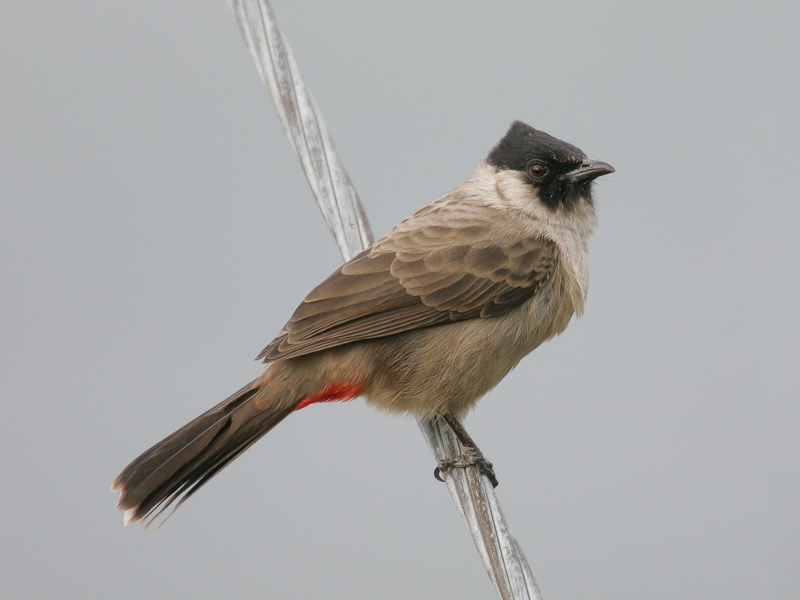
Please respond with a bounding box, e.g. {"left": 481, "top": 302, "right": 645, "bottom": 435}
{"left": 433, "top": 411, "right": 500, "bottom": 487}
{"left": 434, "top": 451, "right": 499, "bottom": 488}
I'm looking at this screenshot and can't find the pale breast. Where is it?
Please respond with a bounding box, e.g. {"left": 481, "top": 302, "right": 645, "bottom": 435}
{"left": 361, "top": 257, "right": 580, "bottom": 417}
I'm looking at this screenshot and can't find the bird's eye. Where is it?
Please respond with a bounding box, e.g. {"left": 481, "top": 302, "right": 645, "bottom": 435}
{"left": 527, "top": 160, "right": 548, "bottom": 179}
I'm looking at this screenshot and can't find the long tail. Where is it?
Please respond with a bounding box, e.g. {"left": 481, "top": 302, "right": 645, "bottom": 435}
{"left": 111, "top": 380, "right": 298, "bottom": 527}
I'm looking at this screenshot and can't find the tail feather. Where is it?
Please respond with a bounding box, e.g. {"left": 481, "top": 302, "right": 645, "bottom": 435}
{"left": 112, "top": 380, "right": 297, "bottom": 527}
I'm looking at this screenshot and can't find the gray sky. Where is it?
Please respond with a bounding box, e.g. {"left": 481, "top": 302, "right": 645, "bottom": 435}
{"left": 2, "top": 1, "right": 798, "bottom": 599}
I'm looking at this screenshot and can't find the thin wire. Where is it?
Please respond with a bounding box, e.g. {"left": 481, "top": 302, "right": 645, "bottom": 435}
{"left": 226, "top": 1, "right": 542, "bottom": 598}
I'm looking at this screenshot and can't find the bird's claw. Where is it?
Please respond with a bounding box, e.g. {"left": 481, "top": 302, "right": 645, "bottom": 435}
{"left": 434, "top": 453, "right": 499, "bottom": 488}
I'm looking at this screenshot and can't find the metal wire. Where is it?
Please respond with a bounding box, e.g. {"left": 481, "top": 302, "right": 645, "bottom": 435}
{"left": 227, "top": 2, "right": 542, "bottom": 597}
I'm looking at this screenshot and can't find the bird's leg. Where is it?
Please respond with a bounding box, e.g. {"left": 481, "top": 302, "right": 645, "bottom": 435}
{"left": 434, "top": 411, "right": 499, "bottom": 488}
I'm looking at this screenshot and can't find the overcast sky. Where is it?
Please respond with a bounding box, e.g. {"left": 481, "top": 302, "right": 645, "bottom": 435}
{"left": 2, "top": 1, "right": 798, "bottom": 599}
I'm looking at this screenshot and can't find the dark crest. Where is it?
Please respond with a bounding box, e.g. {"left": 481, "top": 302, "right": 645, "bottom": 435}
{"left": 486, "top": 121, "right": 586, "bottom": 172}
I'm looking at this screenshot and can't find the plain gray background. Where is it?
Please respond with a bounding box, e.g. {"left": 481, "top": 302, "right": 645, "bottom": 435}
{"left": 2, "top": 1, "right": 798, "bottom": 598}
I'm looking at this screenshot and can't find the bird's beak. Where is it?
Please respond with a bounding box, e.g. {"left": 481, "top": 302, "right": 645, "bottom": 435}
{"left": 564, "top": 160, "right": 615, "bottom": 183}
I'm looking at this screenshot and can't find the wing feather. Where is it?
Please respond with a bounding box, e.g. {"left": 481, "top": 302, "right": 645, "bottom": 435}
{"left": 258, "top": 221, "right": 558, "bottom": 361}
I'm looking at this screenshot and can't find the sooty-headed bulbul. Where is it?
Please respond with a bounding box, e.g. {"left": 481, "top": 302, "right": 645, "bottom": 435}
{"left": 112, "top": 121, "right": 614, "bottom": 526}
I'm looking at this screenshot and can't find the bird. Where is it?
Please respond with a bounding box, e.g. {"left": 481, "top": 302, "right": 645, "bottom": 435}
{"left": 112, "top": 120, "right": 614, "bottom": 526}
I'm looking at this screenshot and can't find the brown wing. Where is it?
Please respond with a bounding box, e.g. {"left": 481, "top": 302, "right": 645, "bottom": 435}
{"left": 258, "top": 225, "right": 558, "bottom": 362}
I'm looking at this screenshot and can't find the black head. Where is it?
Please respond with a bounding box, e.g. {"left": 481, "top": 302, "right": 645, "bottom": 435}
{"left": 487, "top": 121, "right": 614, "bottom": 209}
